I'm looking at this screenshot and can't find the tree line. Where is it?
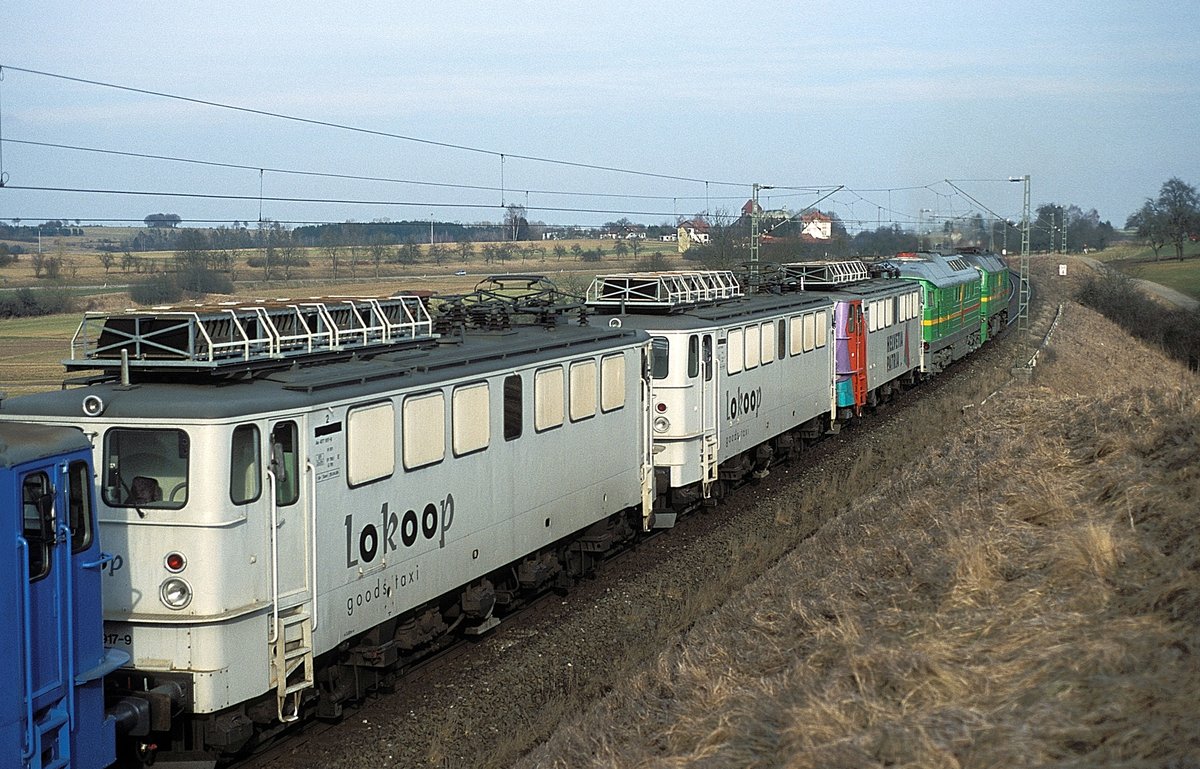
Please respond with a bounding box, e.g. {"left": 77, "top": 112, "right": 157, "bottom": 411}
{"left": 1126, "top": 177, "right": 1200, "bottom": 260}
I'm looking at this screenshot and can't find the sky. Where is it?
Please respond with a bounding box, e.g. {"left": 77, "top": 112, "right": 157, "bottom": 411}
{"left": 1, "top": 1, "right": 1198, "bottom": 234}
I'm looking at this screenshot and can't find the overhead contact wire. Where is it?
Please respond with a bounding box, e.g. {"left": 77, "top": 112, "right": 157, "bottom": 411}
{"left": 0, "top": 64, "right": 749, "bottom": 188}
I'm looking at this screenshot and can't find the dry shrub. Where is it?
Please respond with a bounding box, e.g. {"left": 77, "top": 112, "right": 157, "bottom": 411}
{"left": 518, "top": 299, "right": 1200, "bottom": 769}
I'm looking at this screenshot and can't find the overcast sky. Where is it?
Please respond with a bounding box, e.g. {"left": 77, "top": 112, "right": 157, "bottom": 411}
{"left": 1, "top": 1, "right": 1197, "bottom": 232}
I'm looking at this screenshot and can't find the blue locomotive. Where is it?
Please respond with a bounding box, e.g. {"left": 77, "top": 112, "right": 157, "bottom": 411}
{"left": 1, "top": 422, "right": 128, "bottom": 769}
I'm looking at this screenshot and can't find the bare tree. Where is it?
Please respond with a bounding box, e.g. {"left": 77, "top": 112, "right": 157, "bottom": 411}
{"left": 320, "top": 231, "right": 343, "bottom": 279}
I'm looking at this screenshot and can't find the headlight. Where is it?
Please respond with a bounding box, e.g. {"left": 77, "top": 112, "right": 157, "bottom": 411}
{"left": 160, "top": 577, "right": 193, "bottom": 610}
{"left": 653, "top": 416, "right": 670, "bottom": 433}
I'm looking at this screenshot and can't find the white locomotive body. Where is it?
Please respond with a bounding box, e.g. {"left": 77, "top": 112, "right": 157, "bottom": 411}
{"left": 0, "top": 290, "right": 652, "bottom": 758}
{"left": 585, "top": 271, "right": 836, "bottom": 517}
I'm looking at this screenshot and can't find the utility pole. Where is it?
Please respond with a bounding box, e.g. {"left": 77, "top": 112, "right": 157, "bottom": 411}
{"left": 1010, "top": 175, "right": 1031, "bottom": 332}
{"left": 749, "top": 183, "right": 772, "bottom": 292}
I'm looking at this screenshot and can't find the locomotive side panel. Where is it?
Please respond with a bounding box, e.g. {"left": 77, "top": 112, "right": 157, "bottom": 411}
{"left": 309, "top": 343, "right": 647, "bottom": 648}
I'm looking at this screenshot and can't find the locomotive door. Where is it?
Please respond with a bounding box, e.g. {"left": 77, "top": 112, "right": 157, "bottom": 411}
{"left": 267, "top": 420, "right": 310, "bottom": 606}
{"left": 18, "top": 466, "right": 71, "bottom": 767}
{"left": 847, "top": 303, "right": 868, "bottom": 413}
{"left": 699, "top": 333, "right": 719, "bottom": 496}
{"left": 265, "top": 419, "right": 315, "bottom": 722}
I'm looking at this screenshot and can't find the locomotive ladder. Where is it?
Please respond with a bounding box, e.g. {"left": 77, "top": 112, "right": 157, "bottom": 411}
{"left": 701, "top": 433, "right": 719, "bottom": 498}
{"left": 271, "top": 606, "right": 314, "bottom": 723}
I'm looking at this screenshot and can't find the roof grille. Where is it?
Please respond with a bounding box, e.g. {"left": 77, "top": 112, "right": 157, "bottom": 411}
{"left": 777, "top": 260, "right": 870, "bottom": 289}
{"left": 585, "top": 270, "right": 743, "bottom": 311}
{"left": 66, "top": 295, "right": 434, "bottom": 373}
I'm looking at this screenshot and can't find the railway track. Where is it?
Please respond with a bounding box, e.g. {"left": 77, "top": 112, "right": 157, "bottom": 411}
{"left": 236, "top": 327, "right": 1033, "bottom": 769}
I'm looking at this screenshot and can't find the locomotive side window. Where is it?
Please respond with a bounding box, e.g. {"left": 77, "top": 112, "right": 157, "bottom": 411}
{"left": 403, "top": 392, "right": 446, "bottom": 469}
{"left": 504, "top": 375, "right": 523, "bottom": 441}
{"left": 744, "top": 324, "right": 760, "bottom": 370}
{"left": 802, "top": 314, "right": 816, "bottom": 352}
{"left": 687, "top": 335, "right": 700, "bottom": 378}
{"left": 68, "top": 460, "right": 94, "bottom": 553}
{"left": 102, "top": 428, "right": 190, "bottom": 510}
{"left": 649, "top": 337, "right": 670, "bottom": 379}
{"left": 452, "top": 383, "right": 490, "bottom": 456}
{"left": 22, "top": 471, "right": 53, "bottom": 581}
{"left": 816, "top": 311, "right": 828, "bottom": 348}
{"left": 230, "top": 424, "right": 262, "bottom": 505}
{"left": 760, "top": 322, "right": 775, "bottom": 365}
{"left": 569, "top": 360, "right": 598, "bottom": 422}
{"left": 777, "top": 319, "right": 786, "bottom": 361}
{"left": 789, "top": 316, "right": 804, "bottom": 356}
{"left": 703, "top": 335, "right": 713, "bottom": 381}
{"left": 348, "top": 402, "right": 396, "bottom": 485}
{"left": 600, "top": 353, "right": 626, "bottom": 412}
{"left": 727, "top": 328, "right": 744, "bottom": 374}
{"left": 270, "top": 422, "right": 300, "bottom": 506}
{"left": 534, "top": 366, "right": 565, "bottom": 432}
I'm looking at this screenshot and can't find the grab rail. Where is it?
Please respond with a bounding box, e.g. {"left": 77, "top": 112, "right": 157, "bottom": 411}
{"left": 267, "top": 470, "right": 280, "bottom": 644}
{"left": 18, "top": 538, "right": 35, "bottom": 762}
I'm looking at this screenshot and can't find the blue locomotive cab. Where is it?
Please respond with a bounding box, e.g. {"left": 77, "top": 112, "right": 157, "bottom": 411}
{"left": 1, "top": 422, "right": 128, "bottom": 769}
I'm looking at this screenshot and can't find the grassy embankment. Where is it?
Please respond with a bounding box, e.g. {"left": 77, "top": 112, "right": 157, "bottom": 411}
{"left": 519, "top": 256, "right": 1200, "bottom": 768}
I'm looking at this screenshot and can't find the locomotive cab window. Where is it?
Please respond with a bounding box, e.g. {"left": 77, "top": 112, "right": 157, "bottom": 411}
{"left": 270, "top": 422, "right": 300, "bottom": 506}
{"left": 230, "top": 424, "right": 262, "bottom": 505}
{"left": 649, "top": 337, "right": 670, "bottom": 379}
{"left": 102, "top": 428, "right": 191, "bottom": 510}
{"left": 22, "top": 471, "right": 53, "bottom": 581}
{"left": 67, "top": 460, "right": 94, "bottom": 553}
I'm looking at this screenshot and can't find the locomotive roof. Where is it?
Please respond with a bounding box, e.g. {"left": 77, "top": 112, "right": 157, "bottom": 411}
{"left": 0, "top": 323, "right": 647, "bottom": 422}
{"left": 875, "top": 251, "right": 978, "bottom": 288}
{"left": 0, "top": 422, "right": 89, "bottom": 468}
{"left": 955, "top": 250, "right": 1008, "bottom": 274}
{"left": 590, "top": 291, "right": 834, "bottom": 333}
{"left": 818, "top": 277, "right": 919, "bottom": 301}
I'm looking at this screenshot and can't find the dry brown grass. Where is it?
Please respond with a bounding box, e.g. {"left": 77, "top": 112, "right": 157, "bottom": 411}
{"left": 518, "top": 285, "right": 1200, "bottom": 767}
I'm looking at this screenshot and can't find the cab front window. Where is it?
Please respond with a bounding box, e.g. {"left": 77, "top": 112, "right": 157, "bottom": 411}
{"left": 102, "top": 428, "right": 191, "bottom": 510}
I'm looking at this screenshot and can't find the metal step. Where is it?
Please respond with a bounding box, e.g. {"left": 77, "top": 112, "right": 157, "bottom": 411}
{"left": 271, "top": 608, "right": 314, "bottom": 723}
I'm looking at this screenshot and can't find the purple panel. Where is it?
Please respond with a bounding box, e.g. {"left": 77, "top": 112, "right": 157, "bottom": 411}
{"left": 833, "top": 301, "right": 852, "bottom": 376}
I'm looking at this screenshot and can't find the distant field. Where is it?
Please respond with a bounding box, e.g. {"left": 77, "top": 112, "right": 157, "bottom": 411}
{"left": 0, "top": 232, "right": 680, "bottom": 291}
{"left": 0, "top": 230, "right": 686, "bottom": 395}
{"left": 0, "top": 315, "right": 81, "bottom": 396}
